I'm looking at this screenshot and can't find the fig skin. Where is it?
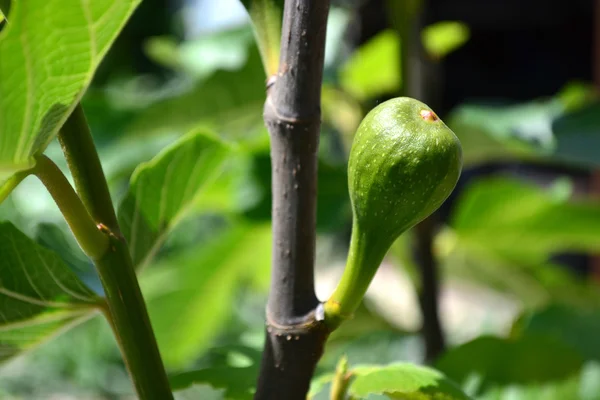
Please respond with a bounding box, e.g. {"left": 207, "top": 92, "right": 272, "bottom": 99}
{"left": 324, "top": 97, "right": 462, "bottom": 328}
{"left": 349, "top": 97, "right": 462, "bottom": 242}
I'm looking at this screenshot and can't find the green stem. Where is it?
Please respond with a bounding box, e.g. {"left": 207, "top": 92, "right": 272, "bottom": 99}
{"left": 33, "top": 155, "right": 108, "bottom": 260}
{"left": 96, "top": 236, "right": 173, "bottom": 400}
{"left": 330, "top": 356, "right": 352, "bottom": 400}
{"left": 59, "top": 104, "right": 120, "bottom": 233}
{"left": 0, "top": 168, "right": 32, "bottom": 204}
{"left": 58, "top": 104, "right": 173, "bottom": 399}
{"left": 324, "top": 222, "right": 389, "bottom": 329}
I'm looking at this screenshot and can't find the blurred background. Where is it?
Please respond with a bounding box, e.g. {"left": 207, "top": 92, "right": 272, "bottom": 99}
{"left": 2, "top": 0, "right": 600, "bottom": 398}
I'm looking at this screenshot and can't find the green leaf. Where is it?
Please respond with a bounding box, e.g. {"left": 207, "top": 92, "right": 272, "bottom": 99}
{"left": 512, "top": 304, "right": 600, "bottom": 362}
{"left": 170, "top": 366, "right": 256, "bottom": 400}
{"left": 0, "top": 222, "right": 99, "bottom": 362}
{"left": 422, "top": 21, "right": 470, "bottom": 59}
{"left": 124, "top": 45, "right": 266, "bottom": 141}
{"left": 0, "top": 316, "right": 127, "bottom": 396}
{"left": 438, "top": 239, "right": 600, "bottom": 308}
{"left": 0, "top": 0, "right": 9, "bottom": 20}
{"left": 169, "top": 345, "right": 265, "bottom": 399}
{"left": 340, "top": 30, "right": 401, "bottom": 101}
{"left": 349, "top": 363, "right": 472, "bottom": 399}
{"left": 339, "top": 23, "right": 469, "bottom": 101}
{"left": 240, "top": 0, "right": 284, "bottom": 76}
{"left": 0, "top": 0, "right": 140, "bottom": 185}
{"left": 552, "top": 101, "right": 600, "bottom": 167}
{"left": 447, "top": 100, "right": 561, "bottom": 165}
{"left": 478, "top": 361, "right": 600, "bottom": 400}
{"left": 243, "top": 151, "right": 350, "bottom": 232}
{"left": 117, "top": 130, "right": 231, "bottom": 269}
{"left": 450, "top": 177, "right": 600, "bottom": 259}
{"left": 140, "top": 222, "right": 271, "bottom": 368}
{"left": 145, "top": 27, "right": 255, "bottom": 79}
{"left": 446, "top": 84, "right": 600, "bottom": 167}
{"left": 174, "top": 384, "right": 226, "bottom": 400}
{"left": 439, "top": 177, "right": 600, "bottom": 306}
{"left": 436, "top": 335, "right": 584, "bottom": 393}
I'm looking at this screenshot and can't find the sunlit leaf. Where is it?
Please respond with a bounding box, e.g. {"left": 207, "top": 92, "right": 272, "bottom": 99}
{"left": 239, "top": 0, "right": 284, "bottom": 75}
{"left": 439, "top": 239, "right": 600, "bottom": 308}
{"left": 141, "top": 222, "right": 271, "bottom": 368}
{"left": 438, "top": 177, "right": 600, "bottom": 306}
{"left": 422, "top": 21, "right": 470, "bottom": 59}
{"left": 145, "top": 27, "right": 255, "bottom": 79}
{"left": 340, "top": 30, "right": 400, "bottom": 101}
{"left": 117, "top": 130, "right": 231, "bottom": 269}
{"left": 350, "top": 363, "right": 472, "bottom": 399}
{"left": 450, "top": 177, "right": 600, "bottom": 259}
{"left": 124, "top": 45, "right": 266, "bottom": 140}
{"left": 0, "top": 222, "right": 99, "bottom": 363}
{"left": 0, "top": 0, "right": 140, "bottom": 187}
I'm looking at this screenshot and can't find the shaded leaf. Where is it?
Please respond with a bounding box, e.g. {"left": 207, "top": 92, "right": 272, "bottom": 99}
{"left": 309, "top": 372, "right": 335, "bottom": 400}
{"left": 169, "top": 345, "right": 262, "bottom": 398}
{"left": 511, "top": 304, "right": 600, "bottom": 362}
{"left": 170, "top": 366, "right": 256, "bottom": 400}
{"left": 447, "top": 100, "right": 561, "bottom": 165}
{"left": 140, "top": 222, "right": 271, "bottom": 368}
{"left": 118, "top": 130, "right": 231, "bottom": 269}
{"left": 446, "top": 85, "right": 600, "bottom": 167}
{"left": 0, "top": 222, "right": 99, "bottom": 362}
{"left": 0, "top": 0, "right": 140, "bottom": 185}
{"left": 436, "top": 335, "right": 584, "bottom": 393}
{"left": 552, "top": 101, "right": 600, "bottom": 167}
{"left": 243, "top": 151, "right": 350, "bottom": 232}
{"left": 322, "top": 330, "right": 422, "bottom": 373}
{"left": 478, "top": 361, "right": 600, "bottom": 400}
{"left": 0, "top": 315, "right": 128, "bottom": 396}
{"left": 350, "top": 363, "right": 472, "bottom": 399}
{"left": 0, "top": 0, "right": 9, "bottom": 18}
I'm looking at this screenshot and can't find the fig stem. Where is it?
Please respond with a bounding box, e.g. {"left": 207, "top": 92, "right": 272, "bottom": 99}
{"left": 324, "top": 222, "right": 390, "bottom": 329}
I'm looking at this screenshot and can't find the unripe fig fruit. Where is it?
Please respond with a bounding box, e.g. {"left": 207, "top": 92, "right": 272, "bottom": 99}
{"left": 324, "top": 97, "right": 462, "bottom": 328}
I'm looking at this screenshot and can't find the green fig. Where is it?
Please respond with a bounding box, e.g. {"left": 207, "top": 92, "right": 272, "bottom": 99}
{"left": 324, "top": 97, "right": 462, "bottom": 328}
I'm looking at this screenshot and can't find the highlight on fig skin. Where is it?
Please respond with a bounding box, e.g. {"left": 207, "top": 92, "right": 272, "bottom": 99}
{"left": 420, "top": 109, "right": 438, "bottom": 122}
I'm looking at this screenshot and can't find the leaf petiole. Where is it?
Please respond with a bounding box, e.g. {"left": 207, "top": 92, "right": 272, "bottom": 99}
{"left": 32, "top": 154, "right": 109, "bottom": 260}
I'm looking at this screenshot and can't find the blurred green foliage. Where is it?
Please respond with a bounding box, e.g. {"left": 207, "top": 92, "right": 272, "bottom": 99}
{"left": 2, "top": 0, "right": 600, "bottom": 399}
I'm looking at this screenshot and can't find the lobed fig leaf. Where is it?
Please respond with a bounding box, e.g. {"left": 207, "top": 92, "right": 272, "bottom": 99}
{"left": 324, "top": 97, "right": 462, "bottom": 328}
